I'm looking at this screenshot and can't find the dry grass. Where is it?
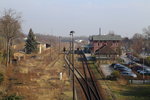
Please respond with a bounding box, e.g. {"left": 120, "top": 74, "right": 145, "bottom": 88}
{"left": 0, "top": 48, "right": 72, "bottom": 100}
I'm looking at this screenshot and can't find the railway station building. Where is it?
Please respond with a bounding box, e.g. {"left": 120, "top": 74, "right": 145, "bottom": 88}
{"left": 89, "top": 34, "right": 122, "bottom": 61}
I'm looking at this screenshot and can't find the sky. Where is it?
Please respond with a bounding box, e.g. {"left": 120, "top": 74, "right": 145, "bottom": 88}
{"left": 0, "top": 0, "right": 150, "bottom": 37}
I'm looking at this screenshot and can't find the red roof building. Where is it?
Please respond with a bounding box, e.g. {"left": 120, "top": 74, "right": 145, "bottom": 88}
{"left": 89, "top": 34, "right": 122, "bottom": 53}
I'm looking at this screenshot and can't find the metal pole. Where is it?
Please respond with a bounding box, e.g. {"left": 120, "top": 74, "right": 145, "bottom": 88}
{"left": 69, "top": 34, "right": 72, "bottom": 76}
{"left": 70, "top": 31, "right": 75, "bottom": 100}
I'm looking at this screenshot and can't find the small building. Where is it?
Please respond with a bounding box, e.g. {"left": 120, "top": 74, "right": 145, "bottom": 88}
{"left": 37, "top": 42, "right": 46, "bottom": 54}
{"left": 37, "top": 42, "right": 51, "bottom": 54}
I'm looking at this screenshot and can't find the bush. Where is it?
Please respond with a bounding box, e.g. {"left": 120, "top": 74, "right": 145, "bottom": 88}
{"left": 3, "top": 94, "right": 23, "bottom": 100}
{"left": 146, "top": 56, "right": 150, "bottom": 65}
{"left": 112, "top": 70, "right": 120, "bottom": 77}
{"left": 107, "top": 70, "right": 120, "bottom": 80}
{"left": 0, "top": 73, "right": 4, "bottom": 83}
{"left": 116, "top": 58, "right": 124, "bottom": 63}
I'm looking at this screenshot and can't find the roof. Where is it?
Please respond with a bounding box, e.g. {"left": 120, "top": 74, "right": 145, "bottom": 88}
{"left": 95, "top": 45, "right": 117, "bottom": 55}
{"left": 89, "top": 34, "right": 122, "bottom": 41}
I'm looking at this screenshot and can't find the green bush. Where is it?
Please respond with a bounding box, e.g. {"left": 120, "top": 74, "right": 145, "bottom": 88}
{"left": 107, "top": 70, "right": 120, "bottom": 80}
{"left": 146, "top": 56, "right": 150, "bottom": 65}
{"left": 3, "top": 94, "right": 23, "bottom": 100}
{"left": 0, "top": 73, "right": 4, "bottom": 83}
{"left": 116, "top": 58, "right": 124, "bottom": 63}
{"left": 111, "top": 70, "right": 120, "bottom": 77}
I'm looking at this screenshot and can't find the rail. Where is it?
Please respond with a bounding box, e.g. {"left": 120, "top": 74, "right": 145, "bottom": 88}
{"left": 65, "top": 52, "right": 102, "bottom": 100}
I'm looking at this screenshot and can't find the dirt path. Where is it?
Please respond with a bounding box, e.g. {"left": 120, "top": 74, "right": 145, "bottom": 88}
{"left": 6, "top": 51, "right": 72, "bottom": 100}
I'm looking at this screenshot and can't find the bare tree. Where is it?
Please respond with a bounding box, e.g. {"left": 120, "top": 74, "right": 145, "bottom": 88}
{"left": 143, "top": 26, "right": 150, "bottom": 40}
{"left": 122, "top": 37, "right": 132, "bottom": 50}
{"left": 143, "top": 26, "right": 150, "bottom": 53}
{"left": 0, "top": 9, "right": 22, "bottom": 66}
{"left": 131, "top": 33, "right": 144, "bottom": 53}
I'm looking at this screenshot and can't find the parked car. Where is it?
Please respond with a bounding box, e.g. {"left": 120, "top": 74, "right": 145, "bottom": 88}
{"left": 127, "top": 55, "right": 140, "bottom": 62}
{"left": 127, "top": 61, "right": 135, "bottom": 65}
{"left": 121, "top": 71, "right": 137, "bottom": 78}
{"left": 115, "top": 67, "right": 132, "bottom": 72}
{"left": 131, "top": 66, "right": 143, "bottom": 71}
{"left": 110, "top": 63, "right": 116, "bottom": 68}
{"left": 145, "top": 67, "right": 150, "bottom": 71}
{"left": 127, "top": 54, "right": 133, "bottom": 59}
{"left": 132, "top": 57, "right": 140, "bottom": 62}
{"left": 137, "top": 69, "right": 150, "bottom": 75}
{"left": 113, "top": 64, "right": 125, "bottom": 69}
{"left": 112, "top": 64, "right": 132, "bottom": 72}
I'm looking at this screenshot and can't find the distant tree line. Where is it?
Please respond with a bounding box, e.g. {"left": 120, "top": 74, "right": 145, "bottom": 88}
{"left": 122, "top": 26, "right": 150, "bottom": 54}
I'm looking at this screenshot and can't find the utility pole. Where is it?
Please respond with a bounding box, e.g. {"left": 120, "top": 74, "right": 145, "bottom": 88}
{"left": 70, "top": 31, "right": 75, "bottom": 100}
{"left": 98, "top": 28, "right": 101, "bottom": 67}
{"left": 59, "top": 36, "right": 61, "bottom": 53}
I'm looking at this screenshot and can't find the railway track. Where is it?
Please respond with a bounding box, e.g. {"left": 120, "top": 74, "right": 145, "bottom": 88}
{"left": 65, "top": 51, "right": 103, "bottom": 100}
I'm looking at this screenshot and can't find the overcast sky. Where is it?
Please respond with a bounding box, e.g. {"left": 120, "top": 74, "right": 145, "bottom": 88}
{"left": 0, "top": 0, "right": 150, "bottom": 37}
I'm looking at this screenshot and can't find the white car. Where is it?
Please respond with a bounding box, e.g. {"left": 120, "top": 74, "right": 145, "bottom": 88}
{"left": 121, "top": 71, "right": 137, "bottom": 78}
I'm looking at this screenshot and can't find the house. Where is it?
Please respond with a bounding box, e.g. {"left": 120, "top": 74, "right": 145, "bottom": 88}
{"left": 89, "top": 34, "right": 122, "bottom": 52}
{"left": 89, "top": 34, "right": 122, "bottom": 60}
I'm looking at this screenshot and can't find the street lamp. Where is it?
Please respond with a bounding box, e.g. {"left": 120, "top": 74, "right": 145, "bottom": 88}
{"left": 70, "top": 31, "right": 75, "bottom": 65}
{"left": 70, "top": 30, "right": 75, "bottom": 100}
{"left": 69, "top": 33, "right": 72, "bottom": 76}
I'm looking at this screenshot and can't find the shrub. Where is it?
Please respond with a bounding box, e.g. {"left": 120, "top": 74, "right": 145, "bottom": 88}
{"left": 107, "top": 70, "right": 120, "bottom": 80}
{"left": 116, "top": 57, "right": 124, "bottom": 63}
{"left": 3, "top": 94, "right": 23, "bottom": 100}
{"left": 111, "top": 70, "right": 120, "bottom": 77}
{"left": 146, "top": 56, "right": 150, "bottom": 65}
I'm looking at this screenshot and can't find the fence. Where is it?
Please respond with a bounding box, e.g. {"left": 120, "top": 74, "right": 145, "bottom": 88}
{"left": 129, "top": 80, "right": 150, "bottom": 84}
